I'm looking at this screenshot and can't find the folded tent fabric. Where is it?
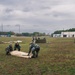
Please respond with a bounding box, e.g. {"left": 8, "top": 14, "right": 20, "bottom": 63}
{"left": 10, "top": 51, "right": 32, "bottom": 58}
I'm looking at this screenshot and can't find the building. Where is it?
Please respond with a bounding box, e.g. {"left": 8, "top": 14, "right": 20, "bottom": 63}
{"left": 61, "top": 32, "right": 75, "bottom": 37}
{"left": 53, "top": 32, "right": 75, "bottom": 38}
{"left": 53, "top": 34, "right": 61, "bottom": 37}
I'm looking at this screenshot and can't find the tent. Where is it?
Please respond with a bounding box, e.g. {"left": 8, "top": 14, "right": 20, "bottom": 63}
{"left": 10, "top": 51, "right": 32, "bottom": 58}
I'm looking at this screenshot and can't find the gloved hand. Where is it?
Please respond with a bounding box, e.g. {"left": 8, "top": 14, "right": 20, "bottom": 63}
{"left": 27, "top": 53, "right": 29, "bottom": 56}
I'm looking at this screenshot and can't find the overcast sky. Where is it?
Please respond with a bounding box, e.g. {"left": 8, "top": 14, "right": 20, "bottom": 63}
{"left": 0, "top": 0, "right": 75, "bottom": 33}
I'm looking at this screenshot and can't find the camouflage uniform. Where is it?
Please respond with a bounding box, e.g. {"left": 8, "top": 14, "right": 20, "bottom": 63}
{"left": 14, "top": 42, "right": 21, "bottom": 51}
{"left": 28, "top": 43, "right": 40, "bottom": 58}
{"left": 5, "top": 44, "right": 13, "bottom": 55}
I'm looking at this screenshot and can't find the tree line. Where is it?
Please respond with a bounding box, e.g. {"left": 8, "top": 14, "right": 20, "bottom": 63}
{"left": 0, "top": 31, "right": 46, "bottom": 36}
{"left": 53, "top": 28, "right": 75, "bottom": 34}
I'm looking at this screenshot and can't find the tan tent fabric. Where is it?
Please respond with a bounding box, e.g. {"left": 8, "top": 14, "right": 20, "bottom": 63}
{"left": 10, "top": 51, "right": 32, "bottom": 58}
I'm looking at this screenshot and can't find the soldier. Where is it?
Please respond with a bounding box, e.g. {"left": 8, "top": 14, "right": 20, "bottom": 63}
{"left": 28, "top": 42, "right": 40, "bottom": 58}
{"left": 14, "top": 42, "right": 21, "bottom": 51}
{"left": 5, "top": 44, "right": 13, "bottom": 55}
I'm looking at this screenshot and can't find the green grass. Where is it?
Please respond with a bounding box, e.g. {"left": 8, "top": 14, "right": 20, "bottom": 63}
{"left": 0, "top": 37, "right": 75, "bottom": 75}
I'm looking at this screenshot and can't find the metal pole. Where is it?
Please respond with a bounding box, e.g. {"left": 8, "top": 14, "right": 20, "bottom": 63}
{"left": 1, "top": 24, "right": 3, "bottom": 32}
{"left": 15, "top": 24, "right": 20, "bottom": 33}
{"left": 19, "top": 25, "right": 20, "bottom": 33}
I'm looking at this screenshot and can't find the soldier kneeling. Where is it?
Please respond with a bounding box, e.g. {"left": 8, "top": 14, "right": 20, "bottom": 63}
{"left": 5, "top": 44, "right": 13, "bottom": 55}
{"left": 28, "top": 42, "right": 40, "bottom": 58}
{"left": 14, "top": 42, "right": 21, "bottom": 51}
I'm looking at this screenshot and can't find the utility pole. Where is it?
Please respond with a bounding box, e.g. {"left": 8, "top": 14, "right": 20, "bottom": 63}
{"left": 1, "top": 24, "right": 3, "bottom": 32}
{"left": 15, "top": 24, "right": 20, "bottom": 33}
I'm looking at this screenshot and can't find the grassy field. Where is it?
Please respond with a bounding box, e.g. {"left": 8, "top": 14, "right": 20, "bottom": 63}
{"left": 0, "top": 36, "right": 75, "bottom": 75}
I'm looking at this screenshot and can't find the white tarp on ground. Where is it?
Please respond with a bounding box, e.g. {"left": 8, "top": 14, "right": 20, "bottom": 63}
{"left": 10, "top": 51, "right": 32, "bottom": 58}
{"left": 14, "top": 40, "right": 22, "bottom": 43}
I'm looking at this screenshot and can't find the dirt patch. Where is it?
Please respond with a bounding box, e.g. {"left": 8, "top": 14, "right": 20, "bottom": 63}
{"left": 0, "top": 41, "right": 4, "bottom": 44}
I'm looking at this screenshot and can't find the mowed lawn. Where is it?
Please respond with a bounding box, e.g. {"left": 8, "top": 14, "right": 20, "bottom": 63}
{"left": 0, "top": 37, "right": 75, "bottom": 75}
